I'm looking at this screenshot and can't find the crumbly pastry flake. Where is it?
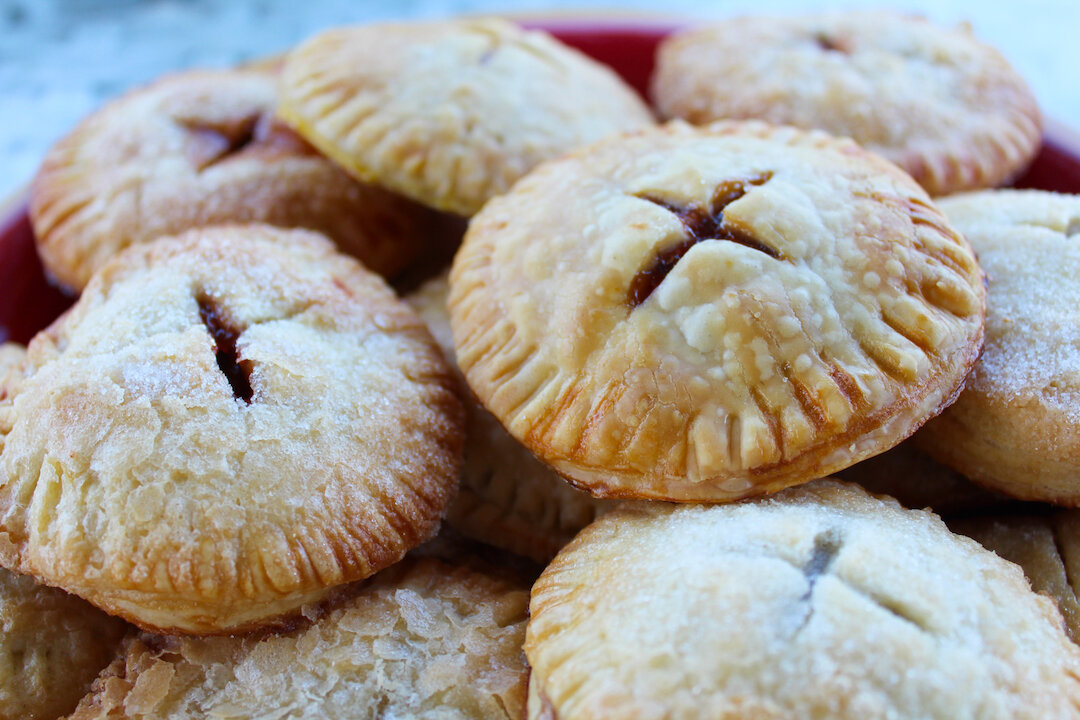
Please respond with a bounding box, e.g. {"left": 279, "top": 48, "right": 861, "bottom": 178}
{"left": 278, "top": 17, "right": 654, "bottom": 216}
{"left": 451, "top": 120, "right": 985, "bottom": 502}
{"left": 651, "top": 11, "right": 1042, "bottom": 196}
{"left": 0, "top": 567, "right": 129, "bottom": 720}
{"left": 525, "top": 480, "right": 1080, "bottom": 720}
{"left": 68, "top": 557, "right": 528, "bottom": 720}
{"left": 915, "top": 190, "right": 1080, "bottom": 503}
{"left": 407, "top": 274, "right": 614, "bottom": 563}
{"left": 30, "top": 68, "right": 446, "bottom": 291}
{"left": 0, "top": 225, "right": 463, "bottom": 634}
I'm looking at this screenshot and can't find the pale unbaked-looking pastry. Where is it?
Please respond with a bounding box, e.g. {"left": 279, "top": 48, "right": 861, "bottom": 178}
{"left": 407, "top": 274, "right": 614, "bottom": 563}
{"left": 526, "top": 480, "right": 1080, "bottom": 719}
{"left": 68, "top": 556, "right": 529, "bottom": 720}
{"left": 0, "top": 344, "right": 22, "bottom": 378}
{"left": 0, "top": 225, "right": 463, "bottom": 634}
{"left": 0, "top": 567, "right": 129, "bottom": 720}
{"left": 652, "top": 11, "right": 1041, "bottom": 197}
{"left": 951, "top": 510, "right": 1080, "bottom": 644}
{"left": 278, "top": 18, "right": 655, "bottom": 217}
{"left": 915, "top": 190, "right": 1080, "bottom": 504}
{"left": 0, "top": 343, "right": 26, "bottom": 470}
{"left": 30, "top": 68, "right": 454, "bottom": 291}
{"left": 451, "top": 120, "right": 986, "bottom": 502}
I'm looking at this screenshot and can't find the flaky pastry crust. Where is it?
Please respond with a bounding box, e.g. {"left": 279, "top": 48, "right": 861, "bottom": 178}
{"left": 652, "top": 11, "right": 1041, "bottom": 197}
{"left": 30, "top": 68, "right": 449, "bottom": 291}
{"left": 915, "top": 190, "right": 1080, "bottom": 504}
{"left": 278, "top": 18, "right": 654, "bottom": 216}
{"left": 952, "top": 510, "right": 1080, "bottom": 645}
{"left": 0, "top": 225, "right": 463, "bottom": 634}
{"left": 451, "top": 121, "right": 985, "bottom": 502}
{"left": 408, "top": 274, "right": 613, "bottom": 563}
{"left": 526, "top": 480, "right": 1080, "bottom": 719}
{"left": 68, "top": 557, "right": 528, "bottom": 720}
{"left": 0, "top": 567, "right": 129, "bottom": 720}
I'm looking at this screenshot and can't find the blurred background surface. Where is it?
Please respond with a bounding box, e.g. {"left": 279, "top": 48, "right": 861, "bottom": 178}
{"left": 0, "top": 0, "right": 1073, "bottom": 200}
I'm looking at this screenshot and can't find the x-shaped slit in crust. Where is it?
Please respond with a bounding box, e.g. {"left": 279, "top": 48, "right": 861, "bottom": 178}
{"left": 628, "top": 172, "right": 780, "bottom": 307}
{"left": 814, "top": 32, "right": 853, "bottom": 54}
{"left": 786, "top": 528, "right": 935, "bottom": 640}
{"left": 181, "top": 113, "right": 317, "bottom": 169}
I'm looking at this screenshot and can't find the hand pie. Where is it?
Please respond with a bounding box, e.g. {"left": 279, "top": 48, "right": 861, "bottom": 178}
{"left": 526, "top": 480, "right": 1080, "bottom": 719}
{"left": 278, "top": 18, "right": 655, "bottom": 216}
{"left": 30, "top": 68, "right": 451, "bottom": 291}
{"left": 451, "top": 121, "right": 986, "bottom": 502}
{"left": 652, "top": 11, "right": 1041, "bottom": 196}
{"left": 68, "top": 557, "right": 528, "bottom": 720}
{"left": 915, "top": 190, "right": 1080, "bottom": 504}
{"left": 0, "top": 225, "right": 463, "bottom": 634}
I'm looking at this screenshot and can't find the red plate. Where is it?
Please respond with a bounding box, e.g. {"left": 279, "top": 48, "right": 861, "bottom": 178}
{"left": 2, "top": 19, "right": 1079, "bottom": 345}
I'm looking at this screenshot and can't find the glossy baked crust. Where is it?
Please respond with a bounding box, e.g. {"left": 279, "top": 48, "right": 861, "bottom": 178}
{"left": 0, "top": 567, "right": 129, "bottom": 720}
{"left": 68, "top": 556, "right": 529, "bottom": 719}
{"left": 278, "top": 18, "right": 654, "bottom": 216}
{"left": 30, "top": 68, "right": 449, "bottom": 291}
{"left": 0, "top": 225, "right": 463, "bottom": 634}
{"left": 450, "top": 121, "right": 986, "bottom": 502}
{"left": 652, "top": 11, "right": 1041, "bottom": 197}
{"left": 952, "top": 510, "right": 1080, "bottom": 644}
{"left": 526, "top": 480, "right": 1080, "bottom": 719}
{"left": 915, "top": 190, "right": 1080, "bottom": 504}
{"left": 407, "top": 274, "right": 613, "bottom": 563}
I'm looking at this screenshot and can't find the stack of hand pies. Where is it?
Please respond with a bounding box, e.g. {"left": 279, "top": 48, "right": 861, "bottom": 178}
{"left": 2, "top": 12, "right": 1079, "bottom": 720}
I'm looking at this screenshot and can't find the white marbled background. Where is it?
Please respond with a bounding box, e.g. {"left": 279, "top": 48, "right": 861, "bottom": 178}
{"left": 0, "top": 0, "right": 1074, "bottom": 200}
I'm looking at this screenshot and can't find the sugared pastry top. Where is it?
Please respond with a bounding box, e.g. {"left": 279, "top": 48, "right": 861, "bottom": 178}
{"left": 526, "top": 481, "right": 1080, "bottom": 719}
{"left": 652, "top": 11, "right": 1041, "bottom": 196}
{"left": 30, "top": 68, "right": 447, "bottom": 291}
{"left": 278, "top": 18, "right": 654, "bottom": 216}
{"left": 450, "top": 120, "right": 985, "bottom": 502}
{"left": 916, "top": 190, "right": 1080, "bottom": 504}
{"left": 68, "top": 556, "right": 528, "bottom": 720}
{"left": 0, "top": 225, "right": 463, "bottom": 635}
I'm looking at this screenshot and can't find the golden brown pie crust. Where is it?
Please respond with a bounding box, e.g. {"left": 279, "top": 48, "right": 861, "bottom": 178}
{"left": 408, "top": 274, "right": 614, "bottom": 563}
{"left": 67, "top": 557, "right": 528, "bottom": 720}
{"left": 278, "top": 18, "right": 654, "bottom": 216}
{"left": 915, "top": 190, "right": 1080, "bottom": 504}
{"left": 30, "top": 68, "right": 447, "bottom": 291}
{"left": 0, "top": 225, "right": 463, "bottom": 634}
{"left": 451, "top": 120, "right": 986, "bottom": 502}
{"left": 652, "top": 11, "right": 1041, "bottom": 197}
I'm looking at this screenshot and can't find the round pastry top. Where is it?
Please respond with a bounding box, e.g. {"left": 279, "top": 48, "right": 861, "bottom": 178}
{"left": 278, "top": 17, "right": 654, "bottom": 216}
{"left": 525, "top": 480, "right": 1080, "bottom": 719}
{"left": 0, "top": 224, "right": 463, "bottom": 634}
{"left": 450, "top": 120, "right": 985, "bottom": 501}
{"left": 651, "top": 11, "right": 1042, "bottom": 196}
